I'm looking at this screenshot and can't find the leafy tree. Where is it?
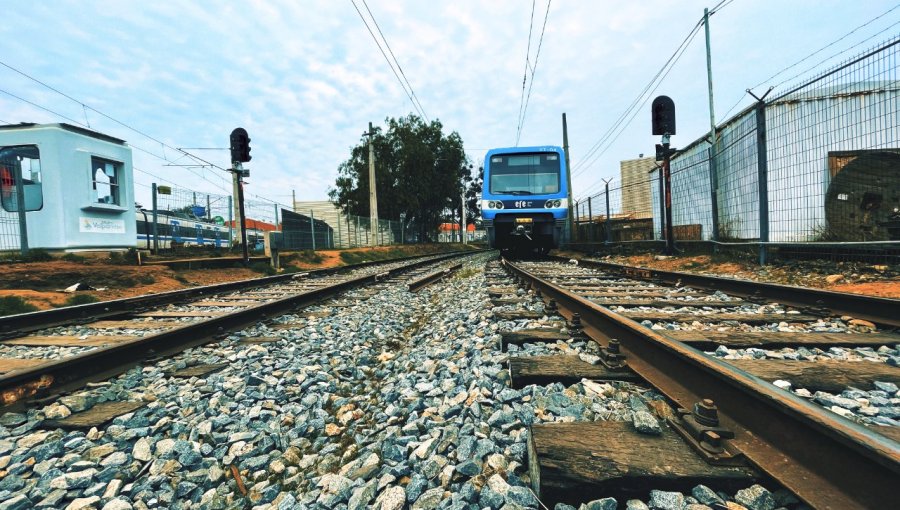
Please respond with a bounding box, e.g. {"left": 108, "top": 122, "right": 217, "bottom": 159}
{"left": 329, "top": 114, "right": 471, "bottom": 241}
{"left": 465, "top": 165, "right": 483, "bottom": 224}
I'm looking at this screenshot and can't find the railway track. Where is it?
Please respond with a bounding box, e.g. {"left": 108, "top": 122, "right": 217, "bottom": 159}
{"left": 0, "top": 252, "right": 895, "bottom": 509}
{"left": 493, "top": 257, "right": 899, "bottom": 509}
{"left": 0, "top": 250, "right": 478, "bottom": 410}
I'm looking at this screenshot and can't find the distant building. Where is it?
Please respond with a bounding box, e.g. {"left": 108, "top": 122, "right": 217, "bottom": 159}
{"left": 0, "top": 123, "right": 136, "bottom": 251}
{"left": 293, "top": 200, "right": 397, "bottom": 247}
{"left": 619, "top": 156, "right": 655, "bottom": 218}
{"left": 437, "top": 222, "right": 485, "bottom": 243}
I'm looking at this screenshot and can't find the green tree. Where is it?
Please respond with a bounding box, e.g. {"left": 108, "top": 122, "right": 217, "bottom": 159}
{"left": 329, "top": 114, "right": 471, "bottom": 241}
{"left": 465, "top": 165, "right": 484, "bottom": 224}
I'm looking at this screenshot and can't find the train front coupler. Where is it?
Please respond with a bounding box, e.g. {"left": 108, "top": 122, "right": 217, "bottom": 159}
{"left": 512, "top": 224, "right": 533, "bottom": 241}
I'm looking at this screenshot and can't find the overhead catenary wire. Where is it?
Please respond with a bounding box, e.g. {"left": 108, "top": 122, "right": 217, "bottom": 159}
{"left": 515, "top": 0, "right": 537, "bottom": 145}
{"left": 0, "top": 59, "right": 229, "bottom": 178}
{"left": 572, "top": 1, "right": 737, "bottom": 188}
{"left": 515, "top": 0, "right": 553, "bottom": 146}
{"left": 0, "top": 64, "right": 236, "bottom": 195}
{"left": 350, "top": 0, "right": 429, "bottom": 122}
{"left": 361, "top": 0, "right": 429, "bottom": 123}
{"left": 719, "top": 2, "right": 900, "bottom": 119}
{"left": 574, "top": 22, "right": 704, "bottom": 199}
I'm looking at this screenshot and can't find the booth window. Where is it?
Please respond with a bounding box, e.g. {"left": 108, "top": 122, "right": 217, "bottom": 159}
{"left": 91, "top": 157, "right": 121, "bottom": 205}
{"left": 0, "top": 145, "right": 43, "bottom": 212}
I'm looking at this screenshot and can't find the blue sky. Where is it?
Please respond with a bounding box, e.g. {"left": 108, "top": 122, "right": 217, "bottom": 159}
{"left": 2, "top": 0, "right": 899, "bottom": 216}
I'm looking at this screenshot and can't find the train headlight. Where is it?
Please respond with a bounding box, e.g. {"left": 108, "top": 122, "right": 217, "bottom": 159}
{"left": 495, "top": 201, "right": 503, "bottom": 209}
{"left": 554, "top": 199, "right": 561, "bottom": 207}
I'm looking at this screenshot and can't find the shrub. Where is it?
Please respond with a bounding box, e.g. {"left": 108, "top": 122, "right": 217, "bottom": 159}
{"left": 63, "top": 294, "right": 99, "bottom": 306}
{"left": 61, "top": 253, "right": 87, "bottom": 263}
{"left": 0, "top": 296, "right": 38, "bottom": 316}
{"left": 250, "top": 262, "right": 277, "bottom": 276}
{"left": 22, "top": 249, "right": 53, "bottom": 262}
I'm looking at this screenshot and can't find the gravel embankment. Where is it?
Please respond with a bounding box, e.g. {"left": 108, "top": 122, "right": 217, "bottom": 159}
{"left": 0, "top": 255, "right": 808, "bottom": 509}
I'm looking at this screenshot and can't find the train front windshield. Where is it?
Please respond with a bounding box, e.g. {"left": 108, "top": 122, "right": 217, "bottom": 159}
{"left": 489, "top": 153, "right": 560, "bottom": 195}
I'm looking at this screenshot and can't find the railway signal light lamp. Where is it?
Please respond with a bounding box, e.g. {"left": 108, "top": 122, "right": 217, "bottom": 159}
{"left": 651, "top": 95, "right": 676, "bottom": 136}
{"left": 652, "top": 96, "right": 677, "bottom": 255}
{"left": 230, "top": 127, "right": 252, "bottom": 163}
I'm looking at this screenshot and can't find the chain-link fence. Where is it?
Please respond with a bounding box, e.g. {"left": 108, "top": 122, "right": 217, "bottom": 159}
{"left": 574, "top": 35, "right": 900, "bottom": 263}
{"left": 140, "top": 184, "right": 234, "bottom": 252}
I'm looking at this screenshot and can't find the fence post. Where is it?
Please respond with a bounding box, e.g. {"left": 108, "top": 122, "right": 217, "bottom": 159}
{"left": 657, "top": 169, "right": 666, "bottom": 242}
{"left": 150, "top": 183, "right": 159, "bottom": 253}
{"left": 337, "top": 214, "right": 343, "bottom": 249}
{"left": 605, "top": 182, "right": 612, "bottom": 244}
{"left": 206, "top": 195, "right": 212, "bottom": 221}
{"left": 708, "top": 146, "right": 719, "bottom": 243}
{"left": 755, "top": 101, "right": 769, "bottom": 265}
{"left": 310, "top": 209, "right": 317, "bottom": 251}
{"left": 228, "top": 195, "right": 234, "bottom": 249}
{"left": 587, "top": 197, "right": 593, "bottom": 243}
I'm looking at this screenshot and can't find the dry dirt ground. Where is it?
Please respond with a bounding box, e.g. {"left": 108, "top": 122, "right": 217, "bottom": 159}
{"left": 0, "top": 244, "right": 473, "bottom": 311}
{"left": 555, "top": 250, "right": 900, "bottom": 298}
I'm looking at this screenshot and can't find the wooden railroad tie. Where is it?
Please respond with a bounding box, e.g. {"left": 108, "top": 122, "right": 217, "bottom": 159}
{"left": 508, "top": 354, "right": 900, "bottom": 393}
{"left": 527, "top": 421, "right": 757, "bottom": 505}
{"left": 494, "top": 310, "right": 545, "bottom": 320}
{"left": 500, "top": 328, "right": 568, "bottom": 352}
{"left": 135, "top": 311, "right": 225, "bottom": 318}
{"left": 666, "top": 330, "right": 900, "bottom": 350}
{"left": 622, "top": 311, "right": 822, "bottom": 324}
{"left": 590, "top": 299, "right": 744, "bottom": 308}
{"left": 2, "top": 335, "right": 137, "bottom": 347}
{"left": 508, "top": 355, "right": 639, "bottom": 388}
{"left": 43, "top": 401, "right": 146, "bottom": 430}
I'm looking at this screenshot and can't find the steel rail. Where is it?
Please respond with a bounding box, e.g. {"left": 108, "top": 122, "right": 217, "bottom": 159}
{"left": 505, "top": 260, "right": 900, "bottom": 510}
{"left": 555, "top": 256, "right": 900, "bottom": 328}
{"left": 0, "top": 250, "right": 476, "bottom": 338}
{"left": 0, "top": 252, "right": 471, "bottom": 409}
{"left": 407, "top": 263, "right": 463, "bottom": 292}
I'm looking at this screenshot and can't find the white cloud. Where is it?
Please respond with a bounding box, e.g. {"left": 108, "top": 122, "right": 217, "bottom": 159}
{"left": 1, "top": 0, "right": 898, "bottom": 211}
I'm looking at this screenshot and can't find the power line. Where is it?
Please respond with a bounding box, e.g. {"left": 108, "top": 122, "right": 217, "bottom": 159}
{"left": 515, "top": 0, "right": 537, "bottom": 145}
{"left": 516, "top": 0, "right": 553, "bottom": 146}
{"left": 350, "top": 0, "right": 429, "bottom": 121}
{"left": 0, "top": 59, "right": 238, "bottom": 196}
{"left": 0, "top": 87, "right": 87, "bottom": 126}
{"left": 361, "top": 0, "right": 429, "bottom": 122}
{"left": 720, "top": 2, "right": 900, "bottom": 119}
{"left": 0, "top": 68, "right": 234, "bottom": 194}
{"left": 572, "top": 18, "right": 704, "bottom": 190}
{"left": 571, "top": 2, "right": 740, "bottom": 184}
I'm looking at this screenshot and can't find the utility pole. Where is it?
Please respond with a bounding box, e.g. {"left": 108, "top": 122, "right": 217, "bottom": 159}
{"left": 562, "top": 113, "right": 574, "bottom": 243}
{"left": 602, "top": 178, "right": 613, "bottom": 245}
{"left": 704, "top": 7, "right": 720, "bottom": 243}
{"left": 363, "top": 122, "right": 379, "bottom": 247}
{"left": 461, "top": 188, "right": 467, "bottom": 245}
{"left": 292, "top": 189, "right": 296, "bottom": 213}
{"left": 651, "top": 96, "right": 677, "bottom": 255}
{"left": 229, "top": 127, "right": 252, "bottom": 264}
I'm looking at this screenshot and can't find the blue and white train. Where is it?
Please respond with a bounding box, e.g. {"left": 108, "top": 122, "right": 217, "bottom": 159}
{"left": 136, "top": 209, "right": 231, "bottom": 250}
{"left": 481, "top": 146, "right": 569, "bottom": 252}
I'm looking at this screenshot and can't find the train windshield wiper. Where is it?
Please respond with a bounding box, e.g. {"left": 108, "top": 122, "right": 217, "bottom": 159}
{"left": 503, "top": 190, "right": 533, "bottom": 195}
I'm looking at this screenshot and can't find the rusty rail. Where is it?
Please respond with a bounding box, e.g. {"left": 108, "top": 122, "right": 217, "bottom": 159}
{"left": 557, "top": 256, "right": 900, "bottom": 328}
{"left": 505, "top": 259, "right": 900, "bottom": 510}
{"left": 0, "top": 252, "right": 472, "bottom": 409}
{"left": 407, "top": 263, "right": 463, "bottom": 292}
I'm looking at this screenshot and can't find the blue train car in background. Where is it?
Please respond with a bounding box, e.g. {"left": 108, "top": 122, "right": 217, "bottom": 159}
{"left": 481, "top": 146, "right": 568, "bottom": 252}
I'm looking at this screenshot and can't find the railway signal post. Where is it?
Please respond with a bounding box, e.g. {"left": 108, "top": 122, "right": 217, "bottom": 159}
{"left": 230, "top": 127, "right": 252, "bottom": 264}
{"left": 363, "top": 122, "right": 378, "bottom": 247}
{"left": 652, "top": 96, "right": 677, "bottom": 255}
